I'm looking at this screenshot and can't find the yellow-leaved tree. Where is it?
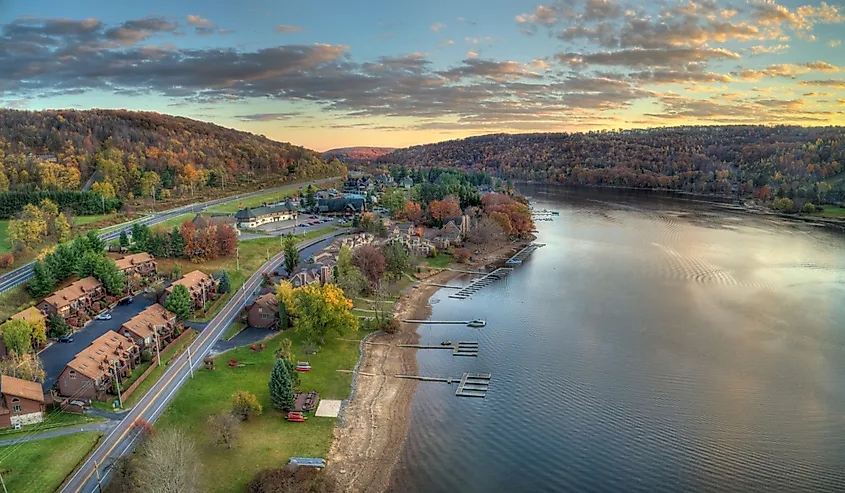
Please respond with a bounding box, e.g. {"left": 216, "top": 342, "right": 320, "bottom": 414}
{"left": 290, "top": 283, "right": 357, "bottom": 345}
{"left": 8, "top": 204, "right": 48, "bottom": 250}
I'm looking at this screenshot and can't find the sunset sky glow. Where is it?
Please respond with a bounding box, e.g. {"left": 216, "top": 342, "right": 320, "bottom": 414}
{"left": 1, "top": 0, "right": 844, "bottom": 150}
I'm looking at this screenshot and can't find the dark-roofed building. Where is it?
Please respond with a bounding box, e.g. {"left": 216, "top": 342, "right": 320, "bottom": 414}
{"left": 57, "top": 331, "right": 140, "bottom": 400}
{"left": 161, "top": 270, "right": 218, "bottom": 310}
{"left": 247, "top": 293, "right": 280, "bottom": 328}
{"left": 234, "top": 202, "right": 297, "bottom": 228}
{"left": 400, "top": 176, "right": 414, "bottom": 188}
{"left": 0, "top": 375, "right": 46, "bottom": 428}
{"left": 317, "top": 197, "right": 366, "bottom": 216}
{"left": 37, "top": 277, "right": 105, "bottom": 324}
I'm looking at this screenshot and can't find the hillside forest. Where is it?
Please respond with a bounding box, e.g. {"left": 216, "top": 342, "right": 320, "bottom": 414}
{"left": 0, "top": 109, "right": 346, "bottom": 217}
{"left": 377, "top": 127, "right": 845, "bottom": 206}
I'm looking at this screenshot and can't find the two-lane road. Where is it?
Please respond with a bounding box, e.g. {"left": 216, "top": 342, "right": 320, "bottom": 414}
{"left": 0, "top": 176, "right": 340, "bottom": 294}
{"left": 61, "top": 229, "right": 347, "bottom": 493}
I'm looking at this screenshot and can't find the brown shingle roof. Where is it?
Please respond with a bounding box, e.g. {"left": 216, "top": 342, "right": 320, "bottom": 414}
{"left": 0, "top": 375, "right": 44, "bottom": 403}
{"left": 115, "top": 253, "right": 154, "bottom": 271}
{"left": 66, "top": 330, "right": 137, "bottom": 381}
{"left": 165, "top": 270, "right": 214, "bottom": 295}
{"left": 121, "top": 304, "right": 175, "bottom": 340}
{"left": 251, "top": 293, "right": 279, "bottom": 315}
{"left": 10, "top": 306, "right": 45, "bottom": 325}
{"left": 43, "top": 277, "right": 103, "bottom": 309}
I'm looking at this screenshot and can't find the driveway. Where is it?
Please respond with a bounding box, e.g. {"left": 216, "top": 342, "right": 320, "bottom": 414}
{"left": 39, "top": 294, "right": 155, "bottom": 390}
{"left": 209, "top": 327, "right": 280, "bottom": 356}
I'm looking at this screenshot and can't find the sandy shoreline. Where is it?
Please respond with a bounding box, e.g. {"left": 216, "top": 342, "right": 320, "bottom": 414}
{"left": 325, "top": 241, "right": 528, "bottom": 492}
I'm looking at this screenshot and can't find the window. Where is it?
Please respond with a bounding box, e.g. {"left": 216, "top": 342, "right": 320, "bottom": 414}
{"left": 11, "top": 397, "right": 19, "bottom": 403}
{"left": 260, "top": 313, "right": 272, "bottom": 319}
{"left": 69, "top": 370, "right": 77, "bottom": 379}
{"left": 13, "top": 405, "right": 21, "bottom": 413}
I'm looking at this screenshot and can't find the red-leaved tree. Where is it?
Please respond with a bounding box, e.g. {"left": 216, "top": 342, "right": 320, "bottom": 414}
{"left": 217, "top": 224, "right": 238, "bottom": 257}
{"left": 352, "top": 245, "right": 386, "bottom": 291}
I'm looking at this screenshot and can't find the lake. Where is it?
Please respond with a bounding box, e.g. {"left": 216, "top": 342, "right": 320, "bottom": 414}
{"left": 389, "top": 186, "right": 845, "bottom": 492}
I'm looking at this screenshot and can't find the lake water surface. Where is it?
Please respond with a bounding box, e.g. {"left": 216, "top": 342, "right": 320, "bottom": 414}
{"left": 390, "top": 186, "right": 845, "bottom": 492}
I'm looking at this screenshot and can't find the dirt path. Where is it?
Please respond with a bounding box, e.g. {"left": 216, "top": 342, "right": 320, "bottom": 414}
{"left": 325, "top": 240, "right": 528, "bottom": 492}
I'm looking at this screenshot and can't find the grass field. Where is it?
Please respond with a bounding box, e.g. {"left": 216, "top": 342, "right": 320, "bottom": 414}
{"left": 0, "top": 411, "right": 103, "bottom": 440}
{"left": 72, "top": 214, "right": 116, "bottom": 226}
{"left": 0, "top": 219, "right": 10, "bottom": 254}
{"left": 0, "top": 431, "right": 103, "bottom": 493}
{"left": 0, "top": 285, "right": 35, "bottom": 322}
{"left": 424, "top": 252, "right": 454, "bottom": 269}
{"left": 204, "top": 185, "right": 313, "bottom": 214}
{"left": 223, "top": 321, "right": 246, "bottom": 341}
{"left": 156, "top": 326, "right": 367, "bottom": 492}
{"left": 812, "top": 205, "right": 845, "bottom": 218}
{"left": 154, "top": 212, "right": 197, "bottom": 230}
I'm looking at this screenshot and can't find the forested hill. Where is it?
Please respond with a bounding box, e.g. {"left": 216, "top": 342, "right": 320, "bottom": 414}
{"left": 323, "top": 146, "right": 395, "bottom": 163}
{"left": 377, "top": 127, "right": 845, "bottom": 203}
{"left": 0, "top": 109, "right": 344, "bottom": 200}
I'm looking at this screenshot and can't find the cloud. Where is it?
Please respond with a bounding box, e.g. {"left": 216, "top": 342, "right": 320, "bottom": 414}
{"left": 803, "top": 61, "right": 842, "bottom": 72}
{"left": 829, "top": 40, "right": 842, "bottom": 47}
{"left": 430, "top": 22, "right": 445, "bottom": 32}
{"left": 798, "top": 79, "right": 845, "bottom": 88}
{"left": 630, "top": 70, "right": 734, "bottom": 84}
{"left": 275, "top": 25, "right": 303, "bottom": 33}
{"left": 104, "top": 17, "right": 178, "bottom": 45}
{"left": 439, "top": 39, "right": 455, "bottom": 47}
{"left": 750, "top": 44, "right": 789, "bottom": 55}
{"left": 465, "top": 36, "right": 494, "bottom": 45}
{"left": 456, "top": 17, "right": 477, "bottom": 26}
{"left": 438, "top": 59, "right": 543, "bottom": 82}
{"left": 583, "top": 0, "right": 622, "bottom": 21}
{"left": 558, "top": 47, "right": 740, "bottom": 68}
{"left": 235, "top": 112, "right": 303, "bottom": 121}
{"left": 187, "top": 15, "right": 213, "bottom": 26}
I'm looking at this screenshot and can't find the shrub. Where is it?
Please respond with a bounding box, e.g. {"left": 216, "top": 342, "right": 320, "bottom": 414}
{"left": 381, "top": 318, "right": 401, "bottom": 334}
{"left": 453, "top": 248, "right": 471, "bottom": 263}
{"left": 232, "top": 391, "right": 263, "bottom": 421}
{"left": 801, "top": 202, "right": 817, "bottom": 213}
{"left": 141, "top": 349, "right": 153, "bottom": 363}
{"left": 0, "top": 253, "right": 14, "bottom": 268}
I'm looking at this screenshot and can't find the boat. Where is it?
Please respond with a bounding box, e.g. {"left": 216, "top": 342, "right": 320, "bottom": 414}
{"left": 440, "top": 340, "right": 452, "bottom": 346}
{"left": 467, "top": 319, "right": 487, "bottom": 327}
{"left": 506, "top": 259, "right": 522, "bottom": 264}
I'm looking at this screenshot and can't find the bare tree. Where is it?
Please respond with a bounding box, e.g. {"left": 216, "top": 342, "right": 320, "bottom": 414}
{"left": 135, "top": 428, "right": 202, "bottom": 493}
{"left": 207, "top": 412, "right": 241, "bottom": 449}
{"left": 466, "top": 216, "right": 505, "bottom": 245}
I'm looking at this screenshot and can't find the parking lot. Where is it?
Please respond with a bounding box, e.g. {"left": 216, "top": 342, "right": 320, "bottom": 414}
{"left": 253, "top": 215, "right": 343, "bottom": 235}
{"left": 39, "top": 294, "right": 155, "bottom": 390}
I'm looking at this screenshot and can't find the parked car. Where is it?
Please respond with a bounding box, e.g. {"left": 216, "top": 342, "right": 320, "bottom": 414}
{"left": 96, "top": 313, "right": 112, "bottom": 320}
{"left": 59, "top": 336, "right": 74, "bottom": 343}
{"left": 118, "top": 297, "right": 134, "bottom": 305}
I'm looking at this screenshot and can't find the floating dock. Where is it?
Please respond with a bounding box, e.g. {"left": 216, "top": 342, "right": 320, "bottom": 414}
{"left": 396, "top": 341, "right": 479, "bottom": 357}
{"left": 402, "top": 320, "right": 471, "bottom": 325}
{"left": 449, "top": 267, "right": 512, "bottom": 300}
{"left": 505, "top": 243, "right": 546, "bottom": 265}
{"left": 456, "top": 373, "right": 492, "bottom": 398}
{"left": 395, "top": 372, "right": 492, "bottom": 397}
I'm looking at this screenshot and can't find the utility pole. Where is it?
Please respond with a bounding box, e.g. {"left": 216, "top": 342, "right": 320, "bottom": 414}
{"left": 101, "top": 195, "right": 105, "bottom": 214}
{"left": 187, "top": 346, "right": 194, "bottom": 378}
{"left": 0, "top": 470, "right": 8, "bottom": 493}
{"left": 154, "top": 329, "right": 162, "bottom": 367}
{"left": 112, "top": 360, "right": 123, "bottom": 408}
{"left": 94, "top": 460, "right": 103, "bottom": 493}
{"left": 236, "top": 246, "right": 240, "bottom": 271}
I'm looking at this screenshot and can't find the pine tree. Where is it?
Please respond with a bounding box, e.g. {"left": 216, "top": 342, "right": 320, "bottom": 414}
{"left": 283, "top": 235, "right": 299, "bottom": 275}
{"left": 86, "top": 230, "right": 105, "bottom": 252}
{"left": 28, "top": 260, "right": 56, "bottom": 297}
{"left": 219, "top": 269, "right": 231, "bottom": 293}
{"left": 164, "top": 284, "right": 192, "bottom": 321}
{"left": 170, "top": 226, "right": 186, "bottom": 257}
{"left": 268, "top": 357, "right": 295, "bottom": 411}
{"left": 119, "top": 230, "right": 129, "bottom": 247}
{"left": 172, "top": 263, "right": 182, "bottom": 280}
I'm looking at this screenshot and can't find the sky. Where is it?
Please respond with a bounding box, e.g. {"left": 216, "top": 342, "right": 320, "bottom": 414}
{"left": 1, "top": 0, "right": 844, "bottom": 151}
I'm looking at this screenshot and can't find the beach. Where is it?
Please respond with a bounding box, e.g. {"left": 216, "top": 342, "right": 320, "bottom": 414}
{"left": 325, "top": 241, "right": 527, "bottom": 492}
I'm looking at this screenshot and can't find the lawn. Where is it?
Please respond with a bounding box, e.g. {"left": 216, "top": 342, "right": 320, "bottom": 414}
{"left": 812, "top": 205, "right": 845, "bottom": 218}
{"left": 72, "top": 213, "right": 117, "bottom": 226}
{"left": 0, "top": 285, "right": 35, "bottom": 322}
{"left": 223, "top": 321, "right": 246, "bottom": 341}
{"left": 0, "top": 410, "right": 103, "bottom": 440}
{"left": 0, "top": 431, "right": 103, "bottom": 493}
{"left": 156, "top": 325, "right": 368, "bottom": 493}
{"left": 424, "top": 252, "right": 454, "bottom": 269}
{"left": 154, "top": 212, "right": 197, "bottom": 230}
{"left": 0, "top": 219, "right": 10, "bottom": 254}
{"left": 204, "top": 185, "right": 316, "bottom": 214}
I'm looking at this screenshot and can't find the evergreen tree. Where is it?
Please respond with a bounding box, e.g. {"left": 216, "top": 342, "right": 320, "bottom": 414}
{"left": 268, "top": 357, "right": 295, "bottom": 411}
{"left": 86, "top": 230, "right": 105, "bottom": 252}
{"left": 283, "top": 235, "right": 299, "bottom": 275}
{"left": 219, "top": 269, "right": 231, "bottom": 293}
{"left": 93, "top": 257, "right": 126, "bottom": 296}
{"left": 147, "top": 230, "right": 166, "bottom": 257}
{"left": 172, "top": 263, "right": 182, "bottom": 280}
{"left": 28, "top": 260, "right": 56, "bottom": 297}
{"left": 48, "top": 314, "right": 71, "bottom": 338}
{"left": 119, "top": 230, "right": 129, "bottom": 247}
{"left": 130, "top": 223, "right": 150, "bottom": 252}
{"left": 170, "top": 226, "right": 186, "bottom": 257}
{"left": 164, "top": 284, "right": 192, "bottom": 320}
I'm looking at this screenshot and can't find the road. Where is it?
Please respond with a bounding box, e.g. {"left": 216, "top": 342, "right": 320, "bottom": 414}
{"left": 0, "top": 176, "right": 340, "bottom": 294}
{"left": 60, "top": 230, "right": 346, "bottom": 493}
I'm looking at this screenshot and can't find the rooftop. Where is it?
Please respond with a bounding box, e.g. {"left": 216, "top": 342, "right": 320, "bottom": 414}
{"left": 235, "top": 202, "right": 297, "bottom": 220}
{"left": 0, "top": 375, "right": 44, "bottom": 403}
{"left": 43, "top": 277, "right": 103, "bottom": 309}
{"left": 165, "top": 270, "right": 214, "bottom": 294}
{"left": 115, "top": 252, "right": 154, "bottom": 271}
{"left": 66, "top": 330, "right": 136, "bottom": 380}
{"left": 121, "top": 303, "right": 175, "bottom": 340}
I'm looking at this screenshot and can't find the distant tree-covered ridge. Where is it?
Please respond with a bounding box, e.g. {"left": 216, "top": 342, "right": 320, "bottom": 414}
{"left": 377, "top": 127, "right": 845, "bottom": 204}
{"left": 0, "top": 109, "right": 345, "bottom": 205}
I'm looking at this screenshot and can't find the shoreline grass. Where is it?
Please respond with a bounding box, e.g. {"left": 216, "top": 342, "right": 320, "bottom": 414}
{"left": 156, "top": 325, "right": 368, "bottom": 493}
{"left": 0, "top": 431, "right": 103, "bottom": 493}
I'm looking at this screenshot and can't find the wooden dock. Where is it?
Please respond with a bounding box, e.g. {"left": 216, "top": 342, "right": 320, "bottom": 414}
{"left": 402, "top": 320, "right": 471, "bottom": 325}
{"left": 396, "top": 341, "right": 479, "bottom": 357}
{"left": 395, "top": 372, "right": 493, "bottom": 397}
{"left": 449, "top": 267, "right": 512, "bottom": 300}
{"left": 455, "top": 373, "right": 492, "bottom": 397}
{"left": 505, "top": 243, "right": 545, "bottom": 265}
{"left": 423, "top": 283, "right": 461, "bottom": 288}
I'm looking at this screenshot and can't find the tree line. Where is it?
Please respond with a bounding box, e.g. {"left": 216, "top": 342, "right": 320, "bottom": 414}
{"left": 0, "top": 190, "right": 121, "bottom": 219}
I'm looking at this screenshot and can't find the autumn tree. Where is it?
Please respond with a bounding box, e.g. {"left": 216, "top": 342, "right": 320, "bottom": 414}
{"left": 8, "top": 203, "right": 48, "bottom": 250}
{"left": 216, "top": 224, "right": 238, "bottom": 257}
{"left": 0, "top": 352, "right": 46, "bottom": 382}
{"left": 164, "top": 284, "right": 192, "bottom": 321}
{"left": 135, "top": 429, "right": 202, "bottom": 493}
{"left": 207, "top": 413, "right": 240, "bottom": 450}
{"left": 232, "top": 391, "right": 263, "bottom": 421}
{"left": 453, "top": 248, "right": 471, "bottom": 263}
{"left": 467, "top": 216, "right": 505, "bottom": 245}
{"left": 292, "top": 284, "right": 358, "bottom": 344}
{"left": 269, "top": 357, "right": 295, "bottom": 411}
{"left": 1, "top": 319, "right": 33, "bottom": 355}
{"left": 401, "top": 201, "right": 423, "bottom": 224}
{"left": 352, "top": 244, "right": 386, "bottom": 291}
{"left": 428, "top": 199, "right": 462, "bottom": 226}
{"left": 54, "top": 212, "right": 71, "bottom": 242}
